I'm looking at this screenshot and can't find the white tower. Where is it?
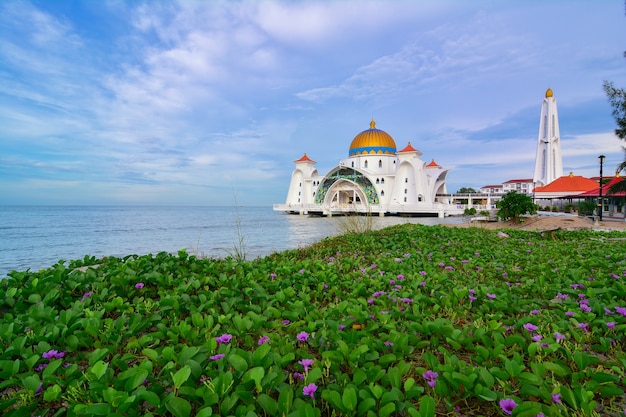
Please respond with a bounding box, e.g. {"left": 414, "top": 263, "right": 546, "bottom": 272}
{"left": 533, "top": 88, "right": 564, "bottom": 187}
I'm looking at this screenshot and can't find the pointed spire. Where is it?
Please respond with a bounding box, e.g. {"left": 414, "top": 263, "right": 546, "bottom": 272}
{"left": 370, "top": 118, "right": 376, "bottom": 129}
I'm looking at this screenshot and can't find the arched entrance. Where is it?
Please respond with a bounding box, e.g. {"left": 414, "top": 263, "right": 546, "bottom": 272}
{"left": 325, "top": 179, "right": 369, "bottom": 210}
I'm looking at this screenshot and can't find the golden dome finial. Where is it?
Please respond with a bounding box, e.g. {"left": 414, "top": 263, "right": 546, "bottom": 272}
{"left": 569, "top": 171, "right": 573, "bottom": 177}
{"left": 370, "top": 118, "right": 376, "bottom": 129}
{"left": 546, "top": 88, "right": 553, "bottom": 98}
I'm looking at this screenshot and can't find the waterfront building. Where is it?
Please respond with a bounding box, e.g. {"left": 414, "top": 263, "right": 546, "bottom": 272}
{"left": 533, "top": 88, "right": 564, "bottom": 187}
{"left": 275, "top": 120, "right": 463, "bottom": 217}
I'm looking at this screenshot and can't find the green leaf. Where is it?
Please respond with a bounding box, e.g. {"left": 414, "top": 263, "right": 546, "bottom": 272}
{"left": 278, "top": 386, "right": 294, "bottom": 414}
{"left": 342, "top": 386, "right": 357, "bottom": 411}
{"left": 87, "top": 360, "right": 108, "bottom": 381}
{"left": 196, "top": 406, "right": 213, "bottom": 417}
{"left": 228, "top": 354, "right": 248, "bottom": 373}
{"left": 243, "top": 366, "right": 265, "bottom": 388}
{"left": 419, "top": 395, "right": 435, "bottom": 417}
{"left": 166, "top": 396, "right": 192, "bottom": 417}
{"left": 379, "top": 402, "right": 396, "bottom": 417}
{"left": 172, "top": 365, "right": 191, "bottom": 390}
{"left": 257, "top": 393, "right": 277, "bottom": 415}
{"left": 43, "top": 384, "right": 62, "bottom": 402}
{"left": 75, "top": 403, "right": 112, "bottom": 415}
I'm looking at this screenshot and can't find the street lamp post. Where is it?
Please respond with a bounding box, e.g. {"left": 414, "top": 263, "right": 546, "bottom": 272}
{"left": 599, "top": 155, "right": 605, "bottom": 221}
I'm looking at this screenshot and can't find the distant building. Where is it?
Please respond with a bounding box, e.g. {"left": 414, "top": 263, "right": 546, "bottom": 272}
{"left": 503, "top": 179, "right": 534, "bottom": 195}
{"left": 533, "top": 172, "right": 598, "bottom": 200}
{"left": 479, "top": 184, "right": 504, "bottom": 194}
{"left": 533, "top": 88, "right": 564, "bottom": 187}
{"left": 275, "top": 120, "right": 462, "bottom": 217}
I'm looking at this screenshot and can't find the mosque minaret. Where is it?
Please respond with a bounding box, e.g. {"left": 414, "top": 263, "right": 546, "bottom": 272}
{"left": 533, "top": 88, "right": 564, "bottom": 187}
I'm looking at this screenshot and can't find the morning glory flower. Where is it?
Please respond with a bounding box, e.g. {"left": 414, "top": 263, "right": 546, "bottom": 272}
{"left": 297, "top": 331, "right": 309, "bottom": 342}
{"left": 210, "top": 354, "right": 225, "bottom": 360}
{"left": 499, "top": 398, "right": 518, "bottom": 415}
{"left": 606, "top": 322, "right": 615, "bottom": 330}
{"left": 258, "top": 335, "right": 270, "bottom": 345}
{"left": 523, "top": 323, "right": 537, "bottom": 332}
{"left": 216, "top": 333, "right": 233, "bottom": 344}
{"left": 422, "top": 370, "right": 438, "bottom": 388}
{"left": 303, "top": 383, "right": 317, "bottom": 400}
{"left": 298, "top": 359, "right": 314, "bottom": 373}
{"left": 135, "top": 282, "right": 144, "bottom": 289}
{"left": 487, "top": 294, "right": 496, "bottom": 299}
{"left": 614, "top": 306, "right": 626, "bottom": 317}
{"left": 554, "top": 332, "right": 566, "bottom": 342}
{"left": 552, "top": 393, "right": 562, "bottom": 404}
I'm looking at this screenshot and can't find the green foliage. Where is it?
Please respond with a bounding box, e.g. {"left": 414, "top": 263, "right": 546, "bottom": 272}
{"left": 457, "top": 187, "right": 477, "bottom": 194}
{"left": 603, "top": 81, "right": 626, "bottom": 192}
{"left": 463, "top": 207, "right": 477, "bottom": 215}
{"left": 578, "top": 200, "right": 597, "bottom": 216}
{"left": 497, "top": 191, "right": 537, "bottom": 221}
{"left": 2, "top": 225, "right": 626, "bottom": 416}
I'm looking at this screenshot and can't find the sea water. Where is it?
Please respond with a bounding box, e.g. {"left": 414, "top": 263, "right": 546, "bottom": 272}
{"left": 0, "top": 206, "right": 464, "bottom": 277}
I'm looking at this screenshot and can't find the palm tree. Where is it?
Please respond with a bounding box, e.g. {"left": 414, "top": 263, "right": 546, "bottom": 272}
{"left": 603, "top": 81, "right": 626, "bottom": 193}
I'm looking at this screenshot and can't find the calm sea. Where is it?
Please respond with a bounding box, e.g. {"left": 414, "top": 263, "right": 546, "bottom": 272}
{"left": 0, "top": 206, "right": 464, "bottom": 278}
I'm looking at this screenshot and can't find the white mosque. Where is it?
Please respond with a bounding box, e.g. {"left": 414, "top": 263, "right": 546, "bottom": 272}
{"left": 274, "top": 119, "right": 462, "bottom": 217}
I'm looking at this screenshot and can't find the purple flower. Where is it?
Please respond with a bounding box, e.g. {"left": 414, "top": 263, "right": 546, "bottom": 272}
{"left": 338, "top": 324, "right": 346, "bottom": 330}
{"left": 81, "top": 291, "right": 92, "bottom": 302}
{"left": 532, "top": 334, "right": 543, "bottom": 342}
{"left": 210, "top": 354, "right": 225, "bottom": 360}
{"left": 384, "top": 341, "right": 394, "bottom": 346}
{"left": 297, "top": 331, "right": 309, "bottom": 342}
{"left": 299, "top": 269, "right": 305, "bottom": 274}
{"left": 42, "top": 349, "right": 64, "bottom": 359}
{"left": 367, "top": 299, "right": 375, "bottom": 305}
{"left": 557, "top": 292, "right": 568, "bottom": 300}
{"left": 552, "top": 393, "right": 562, "bottom": 404}
{"left": 422, "top": 370, "right": 438, "bottom": 388}
{"left": 523, "top": 323, "right": 537, "bottom": 333}
{"left": 135, "top": 282, "right": 144, "bottom": 289}
{"left": 487, "top": 294, "right": 496, "bottom": 299}
{"left": 606, "top": 322, "right": 616, "bottom": 330}
{"left": 270, "top": 273, "right": 277, "bottom": 279}
{"left": 216, "top": 333, "right": 233, "bottom": 344}
{"left": 35, "top": 382, "right": 43, "bottom": 396}
{"left": 530, "top": 309, "right": 541, "bottom": 315}
{"left": 258, "top": 335, "right": 270, "bottom": 345}
{"left": 303, "top": 383, "right": 317, "bottom": 400}
{"left": 469, "top": 295, "right": 477, "bottom": 302}
{"left": 541, "top": 343, "right": 550, "bottom": 348}
{"left": 554, "top": 332, "right": 566, "bottom": 342}
{"left": 282, "top": 319, "right": 291, "bottom": 325}
{"left": 293, "top": 372, "right": 305, "bottom": 380}
{"left": 578, "top": 323, "right": 589, "bottom": 332}
{"left": 615, "top": 306, "right": 626, "bottom": 317}
{"left": 419, "top": 271, "right": 427, "bottom": 275}
{"left": 565, "top": 311, "right": 575, "bottom": 317}
{"left": 499, "top": 398, "right": 518, "bottom": 415}
{"left": 35, "top": 363, "right": 48, "bottom": 372}
{"left": 604, "top": 307, "right": 613, "bottom": 315}
{"left": 299, "top": 359, "right": 314, "bottom": 373}
{"left": 579, "top": 303, "right": 592, "bottom": 313}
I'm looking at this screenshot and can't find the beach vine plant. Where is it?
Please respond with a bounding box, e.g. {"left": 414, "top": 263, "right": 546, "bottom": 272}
{"left": 1, "top": 224, "right": 625, "bottom": 416}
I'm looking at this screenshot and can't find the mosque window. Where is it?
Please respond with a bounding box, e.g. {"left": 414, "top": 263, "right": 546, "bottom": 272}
{"left": 381, "top": 178, "right": 385, "bottom": 184}
{"left": 378, "top": 160, "right": 382, "bottom": 168}
{"left": 404, "top": 197, "right": 407, "bottom": 202}
{"left": 381, "top": 190, "right": 385, "bottom": 196}
{"left": 405, "top": 178, "right": 408, "bottom": 183}
{"left": 298, "top": 198, "right": 300, "bottom": 202}
{"left": 364, "top": 160, "right": 368, "bottom": 168}
{"left": 298, "top": 191, "right": 301, "bottom": 196}
{"left": 376, "top": 178, "right": 380, "bottom": 184}
{"left": 299, "top": 183, "right": 302, "bottom": 187}
{"left": 543, "top": 115, "right": 548, "bottom": 138}
{"left": 404, "top": 189, "right": 407, "bottom": 194}
{"left": 418, "top": 195, "right": 422, "bottom": 202}
{"left": 351, "top": 161, "right": 354, "bottom": 168}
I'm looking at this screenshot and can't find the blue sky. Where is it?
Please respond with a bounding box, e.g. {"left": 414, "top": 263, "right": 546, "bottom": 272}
{"left": 1, "top": 0, "right": 625, "bottom": 206}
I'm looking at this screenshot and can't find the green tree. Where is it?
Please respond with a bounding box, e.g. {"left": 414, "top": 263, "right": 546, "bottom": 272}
{"left": 497, "top": 191, "right": 537, "bottom": 222}
{"left": 457, "top": 187, "right": 477, "bottom": 194}
{"left": 602, "top": 81, "right": 626, "bottom": 193}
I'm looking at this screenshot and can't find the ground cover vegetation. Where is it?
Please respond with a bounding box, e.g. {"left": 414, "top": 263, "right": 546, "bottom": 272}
{"left": 1, "top": 224, "right": 626, "bottom": 416}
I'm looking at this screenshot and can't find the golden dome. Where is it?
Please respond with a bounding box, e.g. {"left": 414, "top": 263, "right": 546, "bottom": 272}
{"left": 348, "top": 119, "right": 397, "bottom": 156}
{"left": 545, "top": 88, "right": 553, "bottom": 98}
